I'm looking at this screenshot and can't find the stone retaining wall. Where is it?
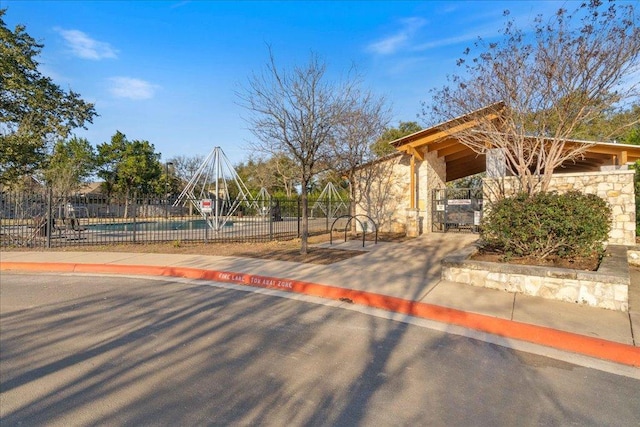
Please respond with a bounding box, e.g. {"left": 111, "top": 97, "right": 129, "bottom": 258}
{"left": 628, "top": 246, "right": 640, "bottom": 266}
{"left": 484, "top": 169, "right": 636, "bottom": 245}
{"left": 442, "top": 245, "right": 630, "bottom": 312}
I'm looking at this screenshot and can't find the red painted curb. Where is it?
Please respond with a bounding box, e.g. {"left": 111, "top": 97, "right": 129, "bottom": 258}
{"left": 1, "top": 261, "right": 76, "bottom": 273}
{"left": 2, "top": 261, "right": 639, "bottom": 367}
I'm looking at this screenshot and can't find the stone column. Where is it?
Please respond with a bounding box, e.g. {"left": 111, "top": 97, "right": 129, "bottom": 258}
{"left": 405, "top": 208, "right": 423, "bottom": 237}
{"left": 486, "top": 148, "right": 506, "bottom": 178}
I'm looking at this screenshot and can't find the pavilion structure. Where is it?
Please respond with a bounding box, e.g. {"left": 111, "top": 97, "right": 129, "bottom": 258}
{"left": 356, "top": 103, "right": 640, "bottom": 245}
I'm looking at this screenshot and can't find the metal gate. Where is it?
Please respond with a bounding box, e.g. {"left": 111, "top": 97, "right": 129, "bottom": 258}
{"left": 432, "top": 188, "right": 483, "bottom": 233}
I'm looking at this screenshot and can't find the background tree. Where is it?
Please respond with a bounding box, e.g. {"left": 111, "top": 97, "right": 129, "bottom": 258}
{"left": 238, "top": 49, "right": 354, "bottom": 254}
{"left": 371, "top": 121, "right": 422, "bottom": 157}
{"left": 168, "top": 154, "right": 205, "bottom": 188}
{"left": 235, "top": 156, "right": 278, "bottom": 195}
{"left": 427, "top": 1, "right": 640, "bottom": 196}
{"left": 161, "top": 160, "right": 180, "bottom": 197}
{"left": 96, "top": 131, "right": 162, "bottom": 217}
{"left": 269, "top": 153, "right": 299, "bottom": 197}
{"left": 447, "top": 173, "right": 484, "bottom": 189}
{"left": 167, "top": 154, "right": 204, "bottom": 215}
{"left": 562, "top": 102, "right": 640, "bottom": 144}
{"left": 43, "top": 136, "right": 96, "bottom": 196}
{"left": 0, "top": 9, "right": 96, "bottom": 185}
{"left": 234, "top": 154, "right": 300, "bottom": 197}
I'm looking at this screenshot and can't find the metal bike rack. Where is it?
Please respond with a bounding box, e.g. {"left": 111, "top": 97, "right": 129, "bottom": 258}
{"left": 329, "top": 214, "right": 378, "bottom": 247}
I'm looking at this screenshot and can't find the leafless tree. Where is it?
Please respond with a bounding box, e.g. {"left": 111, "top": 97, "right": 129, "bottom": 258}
{"left": 331, "top": 87, "right": 391, "bottom": 228}
{"left": 428, "top": 0, "right": 640, "bottom": 195}
{"left": 238, "top": 49, "right": 355, "bottom": 254}
{"left": 169, "top": 155, "right": 205, "bottom": 187}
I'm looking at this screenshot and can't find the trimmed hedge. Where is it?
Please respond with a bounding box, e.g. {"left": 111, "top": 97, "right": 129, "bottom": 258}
{"left": 481, "top": 191, "right": 611, "bottom": 259}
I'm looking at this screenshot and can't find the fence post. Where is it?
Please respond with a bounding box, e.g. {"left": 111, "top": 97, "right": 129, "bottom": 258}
{"left": 46, "top": 187, "right": 52, "bottom": 249}
{"left": 297, "top": 197, "right": 301, "bottom": 238}
{"left": 325, "top": 200, "right": 329, "bottom": 232}
{"left": 132, "top": 195, "right": 137, "bottom": 243}
{"left": 204, "top": 212, "right": 209, "bottom": 243}
{"left": 269, "top": 200, "right": 273, "bottom": 241}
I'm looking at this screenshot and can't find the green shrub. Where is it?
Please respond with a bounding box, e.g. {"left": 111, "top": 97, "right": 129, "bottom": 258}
{"left": 481, "top": 191, "right": 611, "bottom": 259}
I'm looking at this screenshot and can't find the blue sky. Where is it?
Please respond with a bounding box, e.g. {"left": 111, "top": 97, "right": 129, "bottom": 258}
{"left": 3, "top": 0, "right": 570, "bottom": 165}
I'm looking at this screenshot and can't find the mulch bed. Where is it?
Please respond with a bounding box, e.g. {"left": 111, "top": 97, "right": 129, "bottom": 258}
{"left": 471, "top": 251, "right": 601, "bottom": 271}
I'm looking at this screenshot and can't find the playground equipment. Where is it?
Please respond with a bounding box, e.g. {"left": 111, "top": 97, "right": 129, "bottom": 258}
{"left": 254, "top": 187, "right": 271, "bottom": 218}
{"left": 174, "top": 147, "right": 253, "bottom": 231}
{"left": 311, "top": 182, "right": 348, "bottom": 219}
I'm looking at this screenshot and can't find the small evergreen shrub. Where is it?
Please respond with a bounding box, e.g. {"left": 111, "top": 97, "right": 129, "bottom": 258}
{"left": 481, "top": 191, "right": 611, "bottom": 259}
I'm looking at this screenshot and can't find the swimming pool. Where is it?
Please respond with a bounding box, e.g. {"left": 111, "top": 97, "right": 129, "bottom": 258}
{"left": 88, "top": 219, "right": 234, "bottom": 232}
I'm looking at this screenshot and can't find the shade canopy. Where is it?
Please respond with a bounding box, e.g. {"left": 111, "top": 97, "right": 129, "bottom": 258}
{"left": 392, "top": 103, "right": 640, "bottom": 182}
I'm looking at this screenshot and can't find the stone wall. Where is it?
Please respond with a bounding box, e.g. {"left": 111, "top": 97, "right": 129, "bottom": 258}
{"left": 354, "top": 154, "right": 410, "bottom": 233}
{"left": 442, "top": 245, "right": 630, "bottom": 311}
{"left": 483, "top": 169, "right": 636, "bottom": 245}
{"left": 357, "top": 155, "right": 636, "bottom": 242}
{"left": 423, "top": 151, "right": 446, "bottom": 233}
{"left": 355, "top": 150, "right": 446, "bottom": 234}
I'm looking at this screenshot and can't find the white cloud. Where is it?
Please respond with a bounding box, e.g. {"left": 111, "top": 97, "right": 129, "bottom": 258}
{"left": 412, "top": 32, "right": 484, "bottom": 52}
{"left": 170, "top": 1, "right": 192, "bottom": 9}
{"left": 108, "top": 77, "right": 159, "bottom": 100}
{"left": 56, "top": 28, "right": 118, "bottom": 60}
{"left": 367, "top": 17, "right": 427, "bottom": 55}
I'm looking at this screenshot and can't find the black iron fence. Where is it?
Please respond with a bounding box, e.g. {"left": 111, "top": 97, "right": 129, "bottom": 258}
{"left": 431, "top": 188, "right": 483, "bottom": 233}
{"left": 0, "top": 189, "right": 351, "bottom": 248}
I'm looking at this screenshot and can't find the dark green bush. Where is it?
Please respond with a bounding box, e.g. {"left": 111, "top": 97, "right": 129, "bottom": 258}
{"left": 481, "top": 191, "right": 611, "bottom": 259}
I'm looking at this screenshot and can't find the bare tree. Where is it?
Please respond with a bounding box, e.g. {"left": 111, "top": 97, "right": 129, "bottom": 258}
{"left": 270, "top": 153, "right": 298, "bottom": 197}
{"left": 169, "top": 154, "right": 205, "bottom": 187}
{"left": 238, "top": 49, "right": 354, "bottom": 254}
{"left": 428, "top": 0, "right": 640, "bottom": 195}
{"left": 331, "top": 87, "right": 391, "bottom": 228}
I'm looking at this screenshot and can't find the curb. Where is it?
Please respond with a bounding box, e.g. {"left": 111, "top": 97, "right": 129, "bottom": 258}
{"left": 2, "top": 261, "right": 639, "bottom": 368}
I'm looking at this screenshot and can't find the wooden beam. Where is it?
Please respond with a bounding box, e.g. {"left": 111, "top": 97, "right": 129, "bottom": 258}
{"left": 558, "top": 159, "right": 605, "bottom": 170}
{"left": 554, "top": 163, "right": 601, "bottom": 173}
{"left": 399, "top": 112, "right": 500, "bottom": 151}
{"left": 436, "top": 143, "right": 470, "bottom": 158}
{"left": 410, "top": 155, "right": 415, "bottom": 209}
{"left": 426, "top": 138, "right": 459, "bottom": 153}
{"left": 409, "top": 146, "right": 424, "bottom": 161}
{"left": 576, "top": 152, "right": 616, "bottom": 160}
{"left": 398, "top": 146, "right": 424, "bottom": 161}
{"left": 406, "top": 120, "right": 478, "bottom": 148}
{"left": 445, "top": 149, "right": 480, "bottom": 162}
{"left": 620, "top": 150, "right": 628, "bottom": 165}
{"left": 576, "top": 146, "right": 630, "bottom": 156}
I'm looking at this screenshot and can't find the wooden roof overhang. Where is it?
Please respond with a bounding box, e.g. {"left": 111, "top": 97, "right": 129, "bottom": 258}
{"left": 392, "top": 104, "right": 640, "bottom": 183}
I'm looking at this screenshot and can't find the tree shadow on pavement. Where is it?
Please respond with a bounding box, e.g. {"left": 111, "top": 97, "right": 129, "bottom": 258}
{"left": 1, "top": 268, "right": 638, "bottom": 425}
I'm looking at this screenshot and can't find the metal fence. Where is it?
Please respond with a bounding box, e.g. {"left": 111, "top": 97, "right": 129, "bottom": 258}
{"left": 0, "top": 189, "right": 351, "bottom": 248}
{"left": 431, "top": 188, "right": 483, "bottom": 233}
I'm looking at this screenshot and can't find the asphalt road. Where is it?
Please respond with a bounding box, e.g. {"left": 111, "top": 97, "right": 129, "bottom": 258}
{"left": 1, "top": 273, "right": 639, "bottom": 426}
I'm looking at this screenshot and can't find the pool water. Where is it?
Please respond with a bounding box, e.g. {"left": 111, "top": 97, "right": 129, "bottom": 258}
{"left": 88, "top": 219, "right": 234, "bottom": 232}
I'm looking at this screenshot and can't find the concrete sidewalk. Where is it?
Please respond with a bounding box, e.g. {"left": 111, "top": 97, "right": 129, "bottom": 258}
{"left": 1, "top": 233, "right": 638, "bottom": 368}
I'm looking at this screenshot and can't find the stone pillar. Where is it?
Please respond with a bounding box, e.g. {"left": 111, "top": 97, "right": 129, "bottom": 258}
{"left": 486, "top": 148, "right": 506, "bottom": 178}
{"left": 423, "top": 151, "right": 446, "bottom": 235}
{"left": 405, "top": 208, "right": 423, "bottom": 237}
